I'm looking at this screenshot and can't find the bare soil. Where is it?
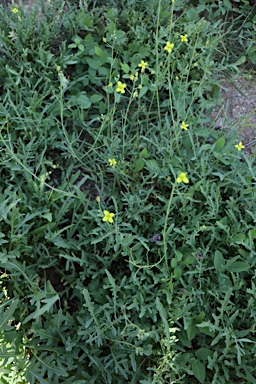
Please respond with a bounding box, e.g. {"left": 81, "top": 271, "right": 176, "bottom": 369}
{"left": 211, "top": 76, "right": 256, "bottom": 155}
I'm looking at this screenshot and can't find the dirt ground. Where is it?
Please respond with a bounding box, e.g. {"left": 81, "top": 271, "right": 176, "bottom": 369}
{"left": 2, "top": 0, "right": 256, "bottom": 155}
{"left": 211, "top": 76, "right": 256, "bottom": 155}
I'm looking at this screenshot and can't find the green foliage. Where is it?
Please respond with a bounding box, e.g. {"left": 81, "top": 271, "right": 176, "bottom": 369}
{"left": 0, "top": 0, "right": 255, "bottom": 383}
{"left": 183, "top": 0, "right": 256, "bottom": 65}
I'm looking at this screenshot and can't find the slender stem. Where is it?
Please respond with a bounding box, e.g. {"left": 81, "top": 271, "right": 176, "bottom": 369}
{"left": 155, "top": 0, "right": 162, "bottom": 130}
{"left": 163, "top": 182, "right": 176, "bottom": 275}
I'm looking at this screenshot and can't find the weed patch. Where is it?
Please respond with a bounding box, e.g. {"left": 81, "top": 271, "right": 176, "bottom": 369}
{"left": 0, "top": 0, "right": 255, "bottom": 383}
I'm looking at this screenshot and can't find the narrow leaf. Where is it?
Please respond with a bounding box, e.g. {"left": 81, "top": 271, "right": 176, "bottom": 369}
{"left": 23, "top": 295, "right": 59, "bottom": 324}
{"left": 156, "top": 297, "right": 169, "bottom": 342}
{"left": 0, "top": 299, "right": 19, "bottom": 330}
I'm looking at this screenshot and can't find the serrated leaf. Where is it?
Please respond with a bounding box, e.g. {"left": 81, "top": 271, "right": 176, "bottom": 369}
{"left": 0, "top": 198, "right": 21, "bottom": 220}
{"left": 192, "top": 360, "right": 205, "bottom": 383}
{"left": 23, "top": 295, "right": 59, "bottom": 324}
{"left": 0, "top": 299, "right": 19, "bottom": 331}
{"left": 26, "top": 369, "right": 51, "bottom": 384}
{"left": 32, "top": 354, "right": 68, "bottom": 377}
{"left": 242, "top": 365, "right": 256, "bottom": 384}
{"left": 40, "top": 212, "right": 52, "bottom": 222}
{"left": 105, "top": 269, "right": 117, "bottom": 317}
{"left": 226, "top": 262, "right": 250, "bottom": 273}
{"left": 211, "top": 331, "right": 226, "bottom": 346}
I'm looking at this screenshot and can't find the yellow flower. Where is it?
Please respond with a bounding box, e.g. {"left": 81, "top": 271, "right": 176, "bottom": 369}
{"left": 103, "top": 37, "right": 107, "bottom": 42}
{"left": 193, "top": 62, "right": 198, "bottom": 67}
{"left": 180, "top": 121, "right": 189, "bottom": 130}
{"left": 135, "top": 72, "right": 139, "bottom": 78}
{"left": 180, "top": 34, "right": 188, "bottom": 43}
{"left": 96, "top": 196, "right": 101, "bottom": 202}
{"left": 12, "top": 7, "right": 19, "bottom": 13}
{"left": 138, "top": 84, "right": 142, "bottom": 89}
{"left": 116, "top": 81, "right": 126, "bottom": 94}
{"left": 102, "top": 210, "right": 115, "bottom": 223}
{"left": 56, "top": 65, "right": 61, "bottom": 72}
{"left": 138, "top": 60, "right": 148, "bottom": 73}
{"left": 108, "top": 158, "right": 117, "bottom": 168}
{"left": 133, "top": 90, "right": 138, "bottom": 98}
{"left": 235, "top": 141, "right": 245, "bottom": 151}
{"left": 130, "top": 74, "right": 134, "bottom": 80}
{"left": 176, "top": 172, "right": 189, "bottom": 184}
{"left": 164, "top": 41, "right": 174, "bottom": 53}
{"left": 108, "top": 82, "right": 113, "bottom": 87}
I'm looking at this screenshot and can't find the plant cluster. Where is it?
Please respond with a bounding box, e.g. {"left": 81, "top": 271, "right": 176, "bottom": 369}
{"left": 183, "top": 0, "right": 256, "bottom": 66}
{"left": 0, "top": 0, "right": 255, "bottom": 383}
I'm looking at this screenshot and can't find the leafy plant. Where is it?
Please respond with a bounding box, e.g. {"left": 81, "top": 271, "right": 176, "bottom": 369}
{"left": 0, "top": 0, "right": 255, "bottom": 383}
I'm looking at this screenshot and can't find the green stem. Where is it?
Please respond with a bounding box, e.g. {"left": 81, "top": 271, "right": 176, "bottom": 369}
{"left": 155, "top": 0, "right": 162, "bottom": 129}
{"left": 163, "top": 182, "right": 176, "bottom": 275}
